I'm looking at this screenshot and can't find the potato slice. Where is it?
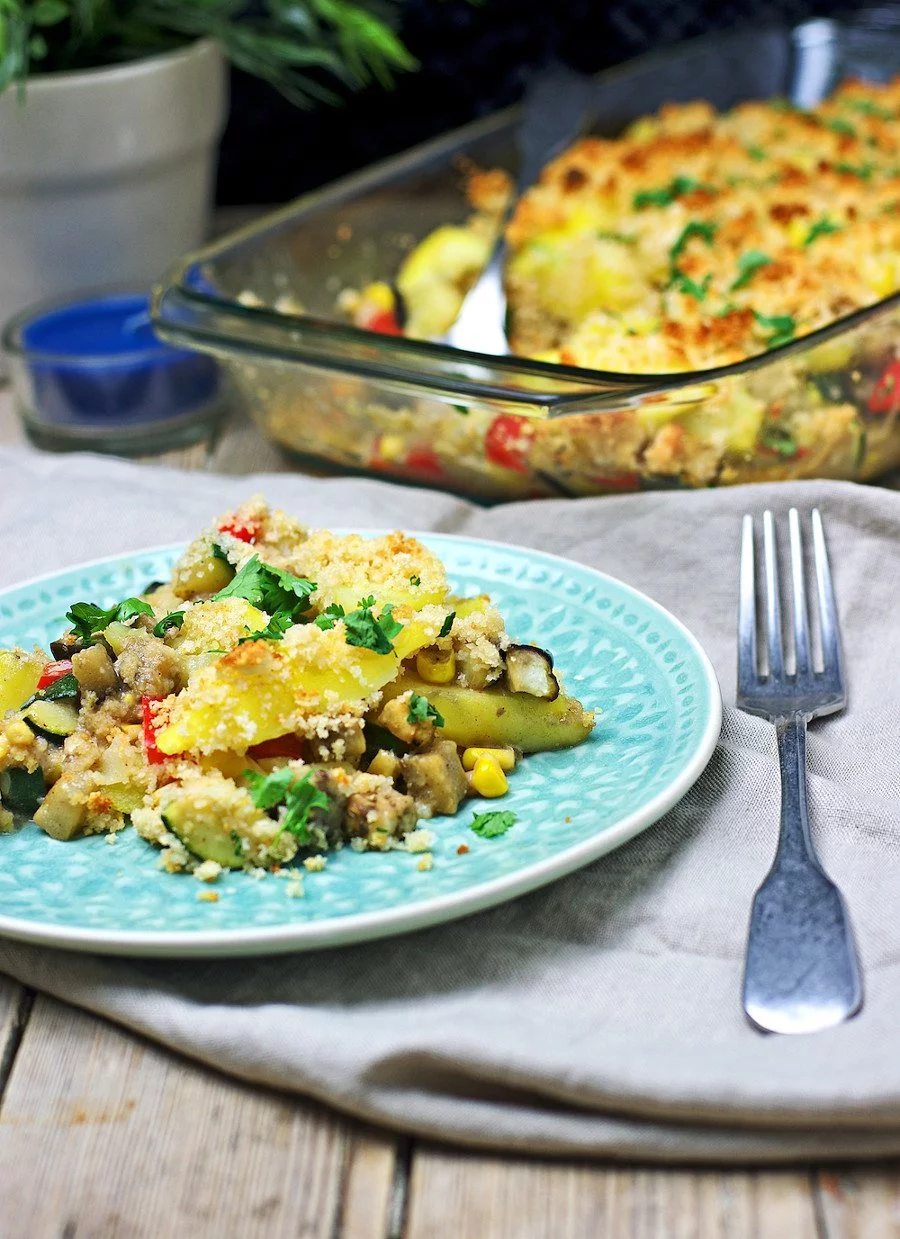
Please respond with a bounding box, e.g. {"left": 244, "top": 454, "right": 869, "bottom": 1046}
{"left": 382, "top": 674, "right": 595, "bottom": 752}
{"left": 0, "top": 648, "right": 46, "bottom": 715}
{"left": 155, "top": 613, "right": 442, "bottom": 756}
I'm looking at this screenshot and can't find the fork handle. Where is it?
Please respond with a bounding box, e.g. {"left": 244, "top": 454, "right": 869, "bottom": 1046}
{"left": 774, "top": 715, "right": 816, "bottom": 866}
{"left": 742, "top": 714, "right": 863, "bottom": 1034}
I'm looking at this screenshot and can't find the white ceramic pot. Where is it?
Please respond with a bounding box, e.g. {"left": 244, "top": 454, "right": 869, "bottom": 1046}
{"left": 0, "top": 39, "right": 228, "bottom": 340}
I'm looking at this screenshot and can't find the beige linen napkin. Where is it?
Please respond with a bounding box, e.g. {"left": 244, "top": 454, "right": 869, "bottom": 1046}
{"left": 2, "top": 445, "right": 900, "bottom": 1163}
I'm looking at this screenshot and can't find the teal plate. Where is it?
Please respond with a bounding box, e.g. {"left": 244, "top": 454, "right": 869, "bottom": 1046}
{"left": 0, "top": 535, "right": 720, "bottom": 957}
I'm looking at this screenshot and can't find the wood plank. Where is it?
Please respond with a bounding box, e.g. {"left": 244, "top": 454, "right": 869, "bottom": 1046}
{"left": 404, "top": 1146, "right": 821, "bottom": 1239}
{"left": 815, "top": 1167, "right": 900, "bottom": 1238}
{"left": 0, "top": 993, "right": 352, "bottom": 1239}
{"left": 337, "top": 1129, "right": 400, "bottom": 1239}
{"left": 0, "top": 972, "right": 31, "bottom": 1097}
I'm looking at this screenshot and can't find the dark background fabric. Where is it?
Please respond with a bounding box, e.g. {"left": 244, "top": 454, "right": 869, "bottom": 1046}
{"left": 217, "top": 0, "right": 878, "bottom": 204}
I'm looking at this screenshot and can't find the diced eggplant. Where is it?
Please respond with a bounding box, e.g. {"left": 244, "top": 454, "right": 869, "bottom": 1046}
{"left": 22, "top": 698, "right": 79, "bottom": 740}
{"left": 71, "top": 643, "right": 119, "bottom": 697}
{"left": 50, "top": 635, "right": 86, "bottom": 660}
{"left": 504, "top": 644, "right": 560, "bottom": 701}
{"left": 0, "top": 767, "right": 46, "bottom": 815}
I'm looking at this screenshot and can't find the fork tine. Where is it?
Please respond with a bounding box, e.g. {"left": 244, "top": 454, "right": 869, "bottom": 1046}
{"left": 788, "top": 508, "right": 811, "bottom": 677}
{"left": 738, "top": 514, "right": 757, "bottom": 692}
{"left": 812, "top": 508, "right": 844, "bottom": 683}
{"left": 762, "top": 511, "right": 784, "bottom": 681}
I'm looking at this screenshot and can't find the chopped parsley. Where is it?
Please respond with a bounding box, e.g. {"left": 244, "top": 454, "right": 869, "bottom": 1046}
{"left": 731, "top": 250, "right": 771, "bottom": 291}
{"left": 470, "top": 810, "right": 518, "bottom": 839}
{"left": 803, "top": 217, "right": 843, "bottom": 246}
{"left": 244, "top": 768, "right": 330, "bottom": 844}
{"left": 669, "top": 272, "right": 711, "bottom": 302}
{"left": 844, "top": 98, "right": 893, "bottom": 120}
{"left": 212, "top": 555, "right": 316, "bottom": 620}
{"left": 753, "top": 310, "right": 796, "bottom": 349}
{"left": 833, "top": 161, "right": 873, "bottom": 179}
{"left": 632, "top": 175, "right": 710, "bottom": 209}
{"left": 316, "top": 597, "right": 403, "bottom": 655}
{"left": 344, "top": 597, "right": 402, "bottom": 655}
{"left": 746, "top": 144, "right": 766, "bottom": 161}
{"left": 826, "top": 117, "right": 857, "bottom": 138}
{"left": 669, "top": 220, "right": 717, "bottom": 263}
{"left": 239, "top": 610, "right": 294, "bottom": 644}
{"left": 758, "top": 423, "right": 799, "bottom": 458}
{"left": 407, "top": 692, "right": 444, "bottom": 728}
{"left": 438, "top": 611, "right": 456, "bottom": 638}
{"left": 409, "top": 575, "right": 421, "bottom": 587}
{"left": 66, "top": 597, "right": 154, "bottom": 642}
{"left": 152, "top": 611, "right": 185, "bottom": 638}
{"left": 314, "top": 603, "right": 346, "bottom": 631}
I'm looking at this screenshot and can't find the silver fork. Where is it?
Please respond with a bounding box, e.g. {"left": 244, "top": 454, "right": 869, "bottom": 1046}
{"left": 737, "top": 508, "right": 863, "bottom": 1034}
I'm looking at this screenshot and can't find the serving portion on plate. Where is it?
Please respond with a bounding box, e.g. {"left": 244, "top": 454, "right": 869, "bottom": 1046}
{"left": 0, "top": 508, "right": 719, "bottom": 956}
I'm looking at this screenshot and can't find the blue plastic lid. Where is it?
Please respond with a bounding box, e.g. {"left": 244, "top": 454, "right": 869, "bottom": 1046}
{"left": 15, "top": 292, "right": 218, "bottom": 428}
{"left": 22, "top": 293, "right": 185, "bottom": 364}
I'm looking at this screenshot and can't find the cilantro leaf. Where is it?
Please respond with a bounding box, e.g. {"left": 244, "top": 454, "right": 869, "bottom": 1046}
{"left": 213, "top": 555, "right": 317, "bottom": 619}
{"left": 238, "top": 610, "right": 294, "bottom": 644}
{"left": 244, "top": 767, "right": 330, "bottom": 845}
{"left": 407, "top": 692, "right": 445, "bottom": 729}
{"left": 438, "top": 612, "right": 455, "bottom": 639}
{"left": 470, "top": 810, "right": 518, "bottom": 839}
{"left": 834, "top": 161, "right": 873, "bottom": 179}
{"left": 759, "top": 423, "right": 799, "bottom": 457}
{"left": 66, "top": 597, "right": 154, "bottom": 642}
{"left": 826, "top": 117, "right": 857, "bottom": 137}
{"left": 669, "top": 272, "right": 711, "bottom": 302}
{"left": 746, "top": 144, "right": 766, "bottom": 161}
{"left": 152, "top": 611, "right": 185, "bottom": 638}
{"left": 314, "top": 603, "right": 346, "bottom": 631}
{"left": 632, "top": 175, "right": 710, "bottom": 210}
{"left": 245, "top": 766, "right": 297, "bottom": 810}
{"left": 753, "top": 310, "right": 796, "bottom": 349}
{"left": 343, "top": 599, "right": 402, "bottom": 655}
{"left": 844, "top": 98, "right": 893, "bottom": 120}
{"left": 731, "top": 250, "right": 771, "bottom": 291}
{"left": 669, "top": 220, "right": 717, "bottom": 262}
{"left": 803, "top": 217, "right": 843, "bottom": 246}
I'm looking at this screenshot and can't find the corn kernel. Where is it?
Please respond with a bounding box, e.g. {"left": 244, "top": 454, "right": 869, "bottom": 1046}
{"left": 462, "top": 746, "right": 515, "bottom": 772}
{"left": 368, "top": 750, "right": 400, "bottom": 779}
{"left": 416, "top": 648, "right": 456, "bottom": 684}
{"left": 5, "top": 719, "right": 34, "bottom": 745}
{"left": 470, "top": 753, "right": 509, "bottom": 798}
{"left": 378, "top": 433, "right": 406, "bottom": 463}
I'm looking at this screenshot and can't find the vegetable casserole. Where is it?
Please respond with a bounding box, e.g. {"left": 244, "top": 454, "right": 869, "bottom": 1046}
{"left": 0, "top": 499, "right": 593, "bottom": 880}
{"left": 332, "top": 78, "right": 900, "bottom": 492}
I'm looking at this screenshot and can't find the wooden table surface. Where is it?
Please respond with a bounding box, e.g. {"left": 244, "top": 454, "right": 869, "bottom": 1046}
{"left": 0, "top": 385, "right": 898, "bottom": 1239}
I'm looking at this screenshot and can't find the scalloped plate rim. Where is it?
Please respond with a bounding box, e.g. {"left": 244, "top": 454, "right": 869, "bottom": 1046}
{"left": 0, "top": 533, "right": 722, "bottom": 958}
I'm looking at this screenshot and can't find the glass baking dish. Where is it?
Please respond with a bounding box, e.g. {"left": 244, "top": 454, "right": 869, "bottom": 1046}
{"left": 153, "top": 13, "right": 900, "bottom": 500}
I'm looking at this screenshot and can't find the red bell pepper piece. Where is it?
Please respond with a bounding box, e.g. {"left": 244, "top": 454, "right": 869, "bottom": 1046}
{"left": 217, "top": 517, "right": 261, "bottom": 543}
{"left": 247, "top": 734, "right": 307, "bottom": 760}
{"left": 37, "top": 660, "right": 73, "bottom": 690}
{"left": 364, "top": 308, "right": 403, "bottom": 336}
{"left": 484, "top": 414, "right": 536, "bottom": 473}
{"left": 141, "top": 696, "right": 167, "bottom": 765}
{"left": 868, "top": 359, "right": 900, "bottom": 415}
{"left": 404, "top": 446, "right": 446, "bottom": 479}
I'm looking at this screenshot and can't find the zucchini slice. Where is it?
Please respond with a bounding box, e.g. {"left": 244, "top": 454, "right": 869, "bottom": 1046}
{"left": 0, "top": 767, "right": 46, "bottom": 814}
{"left": 22, "top": 698, "right": 79, "bottom": 740}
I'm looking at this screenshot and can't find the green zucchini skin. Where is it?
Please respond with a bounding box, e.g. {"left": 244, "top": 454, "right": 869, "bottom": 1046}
{"left": 0, "top": 768, "right": 46, "bottom": 815}
{"left": 22, "top": 699, "right": 79, "bottom": 740}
